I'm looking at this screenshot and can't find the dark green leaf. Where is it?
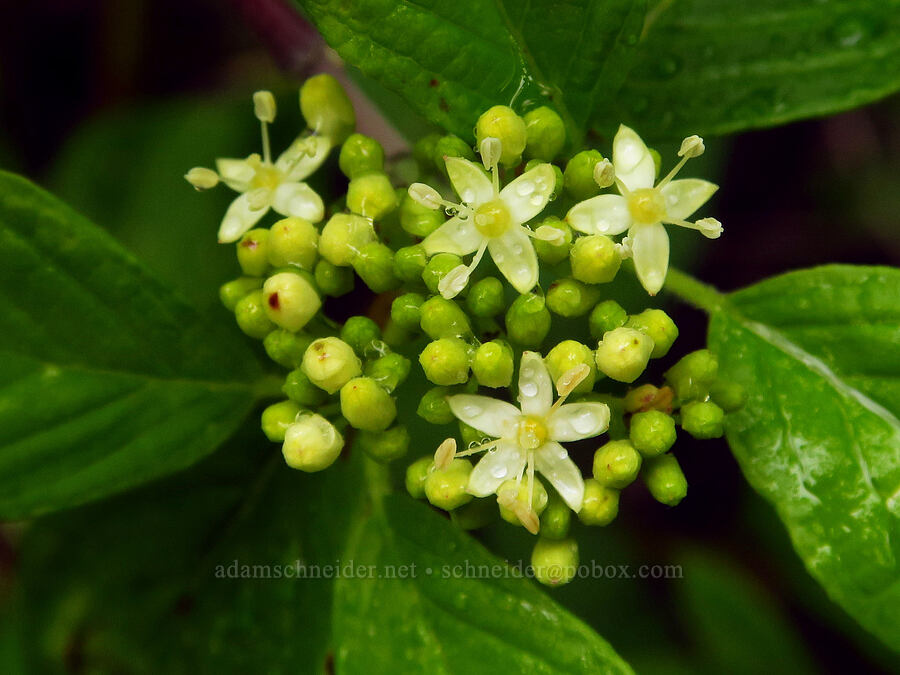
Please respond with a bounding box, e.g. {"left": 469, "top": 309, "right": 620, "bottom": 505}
{"left": 333, "top": 494, "right": 634, "bottom": 674}
{"left": 0, "top": 170, "right": 266, "bottom": 518}
{"left": 705, "top": 265, "right": 900, "bottom": 651}
{"left": 600, "top": 0, "right": 900, "bottom": 139}
{"left": 295, "top": 0, "right": 646, "bottom": 143}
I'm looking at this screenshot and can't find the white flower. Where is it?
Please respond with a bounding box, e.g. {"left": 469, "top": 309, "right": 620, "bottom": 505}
{"left": 410, "top": 138, "right": 556, "bottom": 298}
{"left": 565, "top": 124, "right": 722, "bottom": 295}
{"left": 439, "top": 352, "right": 610, "bottom": 524}
{"left": 186, "top": 90, "right": 331, "bottom": 243}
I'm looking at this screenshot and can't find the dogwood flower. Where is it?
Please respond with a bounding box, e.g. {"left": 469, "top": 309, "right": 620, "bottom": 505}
{"left": 186, "top": 90, "right": 330, "bottom": 243}
{"left": 435, "top": 352, "right": 610, "bottom": 531}
{"left": 566, "top": 125, "right": 723, "bottom": 295}
{"left": 408, "top": 138, "right": 558, "bottom": 298}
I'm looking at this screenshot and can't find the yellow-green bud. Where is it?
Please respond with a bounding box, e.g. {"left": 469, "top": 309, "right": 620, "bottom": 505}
{"left": 219, "top": 276, "right": 263, "bottom": 312}
{"left": 578, "top": 479, "right": 619, "bottom": 526}
{"left": 417, "top": 386, "right": 454, "bottom": 424}
{"left": 283, "top": 367, "right": 328, "bottom": 407}
{"left": 424, "top": 458, "right": 473, "bottom": 510}
{"left": 314, "top": 259, "right": 354, "bottom": 297}
{"left": 589, "top": 300, "right": 627, "bottom": 340}
{"left": 523, "top": 106, "right": 566, "bottom": 161}
{"left": 564, "top": 149, "right": 605, "bottom": 201}
{"left": 391, "top": 292, "right": 425, "bottom": 332}
{"left": 626, "top": 309, "right": 679, "bottom": 359}
{"left": 498, "top": 478, "right": 548, "bottom": 527}
{"left": 237, "top": 228, "right": 271, "bottom": 276}
{"left": 570, "top": 235, "right": 620, "bottom": 284}
{"left": 545, "top": 340, "right": 597, "bottom": 394}
{"left": 393, "top": 245, "right": 428, "bottom": 283}
{"left": 399, "top": 192, "right": 445, "bottom": 237}
{"left": 302, "top": 337, "right": 362, "bottom": 394}
{"left": 406, "top": 456, "right": 433, "bottom": 499}
{"left": 465, "top": 276, "right": 505, "bottom": 318}
{"left": 505, "top": 293, "right": 551, "bottom": 348}
{"left": 593, "top": 440, "right": 642, "bottom": 489}
{"left": 475, "top": 105, "right": 526, "bottom": 167}
{"left": 644, "top": 454, "right": 687, "bottom": 506}
{"left": 265, "top": 329, "right": 313, "bottom": 369}
{"left": 299, "top": 73, "right": 355, "bottom": 144}
{"left": 433, "top": 135, "right": 477, "bottom": 175}
{"left": 340, "top": 316, "right": 382, "bottom": 357}
{"left": 546, "top": 278, "right": 600, "bottom": 317}
{"left": 340, "top": 377, "right": 397, "bottom": 431}
{"left": 262, "top": 272, "right": 321, "bottom": 332}
{"left": 420, "top": 296, "right": 471, "bottom": 339}
{"left": 709, "top": 380, "right": 747, "bottom": 412}
{"left": 532, "top": 537, "right": 579, "bottom": 587}
{"left": 352, "top": 242, "right": 400, "bottom": 292}
{"left": 595, "top": 327, "right": 655, "bottom": 383}
{"left": 347, "top": 171, "right": 398, "bottom": 220}
{"left": 472, "top": 340, "right": 514, "bottom": 388}
{"left": 533, "top": 216, "right": 572, "bottom": 264}
{"left": 261, "top": 400, "right": 301, "bottom": 442}
{"left": 365, "top": 352, "right": 411, "bottom": 393}
{"left": 540, "top": 494, "right": 572, "bottom": 540}
{"left": 419, "top": 337, "right": 470, "bottom": 385}
{"left": 630, "top": 410, "right": 676, "bottom": 457}
{"left": 267, "top": 217, "right": 319, "bottom": 270}
{"left": 359, "top": 425, "right": 409, "bottom": 463}
{"left": 235, "top": 290, "right": 276, "bottom": 339}
{"left": 319, "top": 213, "right": 377, "bottom": 266}
{"left": 664, "top": 349, "right": 719, "bottom": 401}
{"left": 422, "top": 253, "right": 463, "bottom": 295}
{"left": 282, "top": 413, "right": 344, "bottom": 472}
{"left": 681, "top": 400, "right": 725, "bottom": 439}
{"left": 339, "top": 133, "right": 385, "bottom": 178}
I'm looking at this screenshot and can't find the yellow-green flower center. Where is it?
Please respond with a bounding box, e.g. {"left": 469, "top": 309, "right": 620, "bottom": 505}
{"left": 252, "top": 164, "right": 284, "bottom": 191}
{"left": 517, "top": 415, "right": 548, "bottom": 450}
{"left": 627, "top": 187, "right": 666, "bottom": 225}
{"left": 473, "top": 199, "right": 512, "bottom": 238}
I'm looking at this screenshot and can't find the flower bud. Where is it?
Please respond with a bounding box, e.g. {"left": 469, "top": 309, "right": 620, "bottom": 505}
{"left": 302, "top": 337, "right": 362, "bottom": 394}
{"left": 545, "top": 341, "right": 597, "bottom": 395}
{"left": 664, "top": 349, "right": 718, "bottom": 401}
{"left": 624, "top": 384, "right": 674, "bottom": 414}
{"left": 314, "top": 259, "right": 354, "bottom": 297}
{"left": 262, "top": 271, "right": 322, "bottom": 332}
{"left": 420, "top": 253, "right": 461, "bottom": 295}
{"left": 413, "top": 134, "right": 440, "bottom": 168}
{"left": 391, "top": 292, "right": 425, "bottom": 331}
{"left": 399, "top": 191, "right": 445, "bottom": 237}
{"left": 432, "top": 135, "right": 477, "bottom": 175}
{"left": 359, "top": 425, "right": 410, "bottom": 463}
{"left": 505, "top": 293, "right": 551, "bottom": 348}
{"left": 709, "top": 380, "right": 746, "bottom": 412}
{"left": 458, "top": 422, "right": 483, "bottom": 449}
{"left": 424, "top": 458, "right": 473, "bottom": 510}
{"left": 532, "top": 537, "right": 578, "bottom": 587}
{"left": 253, "top": 90, "right": 277, "bottom": 123}
{"left": 261, "top": 400, "right": 301, "bottom": 442}
{"left": 540, "top": 494, "right": 572, "bottom": 540}
{"left": 234, "top": 290, "right": 276, "bottom": 339}
{"left": 570, "top": 234, "right": 621, "bottom": 284}
{"left": 282, "top": 413, "right": 344, "bottom": 472}
{"left": 365, "top": 352, "right": 411, "bottom": 393}
{"left": 184, "top": 166, "right": 219, "bottom": 190}
{"left": 532, "top": 216, "right": 573, "bottom": 264}
{"left": 475, "top": 105, "right": 526, "bottom": 167}
{"left": 405, "top": 456, "right": 433, "bottom": 499}
{"left": 588, "top": 300, "right": 628, "bottom": 340}
{"left": 630, "top": 410, "right": 677, "bottom": 457}
{"left": 472, "top": 340, "right": 514, "bottom": 388}
{"left": 299, "top": 73, "right": 355, "bottom": 144}
{"left": 419, "top": 338, "right": 470, "bottom": 385}
{"left": 283, "top": 367, "right": 328, "bottom": 407}
{"left": 546, "top": 278, "right": 600, "bottom": 317}
{"left": 523, "top": 106, "right": 566, "bottom": 161}
{"left": 219, "top": 276, "right": 263, "bottom": 312}
{"left": 420, "top": 296, "right": 471, "bottom": 339}
{"left": 319, "top": 213, "right": 377, "bottom": 266}
{"left": 680, "top": 400, "right": 725, "bottom": 439}
{"left": 347, "top": 171, "right": 398, "bottom": 220}
{"left": 593, "top": 440, "right": 642, "bottom": 489}
{"left": 626, "top": 309, "right": 678, "bottom": 359}
{"left": 339, "top": 133, "right": 385, "bottom": 178}
{"left": 340, "top": 377, "right": 397, "bottom": 431}
{"left": 267, "top": 217, "right": 319, "bottom": 270}
{"left": 264, "top": 329, "right": 313, "bottom": 369}
{"left": 340, "top": 316, "right": 382, "bottom": 357}
{"left": 643, "top": 454, "right": 687, "bottom": 506}
{"left": 237, "top": 228, "right": 271, "bottom": 277}
{"left": 352, "top": 242, "right": 400, "bottom": 292}
{"left": 393, "top": 244, "right": 428, "bottom": 283}
{"left": 465, "top": 276, "right": 505, "bottom": 318}
{"left": 564, "top": 149, "right": 605, "bottom": 201}
{"left": 595, "top": 327, "right": 655, "bottom": 383}
{"left": 417, "top": 386, "right": 454, "bottom": 424}
{"left": 578, "top": 479, "right": 619, "bottom": 526}
{"left": 497, "top": 478, "right": 548, "bottom": 528}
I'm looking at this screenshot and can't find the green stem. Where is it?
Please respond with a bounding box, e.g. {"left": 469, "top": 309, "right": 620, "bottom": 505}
{"left": 664, "top": 268, "right": 727, "bottom": 314}
{"left": 363, "top": 455, "right": 391, "bottom": 512}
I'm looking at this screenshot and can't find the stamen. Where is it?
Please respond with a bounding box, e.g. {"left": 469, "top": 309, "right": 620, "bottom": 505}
{"left": 616, "top": 236, "right": 633, "bottom": 260}
{"left": 184, "top": 167, "right": 219, "bottom": 190}
{"left": 593, "top": 158, "right": 616, "bottom": 188}
{"left": 531, "top": 225, "right": 566, "bottom": 246}
{"left": 666, "top": 217, "right": 723, "bottom": 239}
{"left": 433, "top": 437, "right": 457, "bottom": 470}
{"left": 516, "top": 504, "right": 540, "bottom": 535}
{"left": 678, "top": 135, "right": 705, "bottom": 159}
{"left": 555, "top": 364, "right": 591, "bottom": 401}
{"left": 439, "top": 242, "right": 487, "bottom": 299}
{"left": 479, "top": 136, "right": 502, "bottom": 195}
{"left": 408, "top": 183, "right": 443, "bottom": 209}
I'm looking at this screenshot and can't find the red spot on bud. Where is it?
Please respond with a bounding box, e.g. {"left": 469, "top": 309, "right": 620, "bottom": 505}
{"left": 268, "top": 292, "right": 280, "bottom": 309}
{"left": 241, "top": 239, "right": 258, "bottom": 250}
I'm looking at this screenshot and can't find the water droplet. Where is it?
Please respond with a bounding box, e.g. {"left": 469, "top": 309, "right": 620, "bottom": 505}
{"left": 556, "top": 447, "right": 568, "bottom": 460}
{"left": 529, "top": 195, "right": 543, "bottom": 206}
{"left": 516, "top": 181, "right": 535, "bottom": 196}
{"left": 521, "top": 382, "right": 538, "bottom": 397}
{"left": 491, "top": 464, "right": 508, "bottom": 479}
{"left": 512, "top": 243, "right": 523, "bottom": 255}
{"left": 831, "top": 16, "right": 873, "bottom": 48}
{"left": 462, "top": 189, "right": 475, "bottom": 202}
{"left": 571, "top": 408, "right": 598, "bottom": 434}
{"left": 493, "top": 251, "right": 505, "bottom": 263}
{"left": 463, "top": 404, "right": 482, "bottom": 417}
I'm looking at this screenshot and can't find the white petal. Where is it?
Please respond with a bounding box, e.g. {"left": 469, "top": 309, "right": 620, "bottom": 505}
{"left": 534, "top": 442, "right": 585, "bottom": 511}
{"left": 547, "top": 402, "right": 610, "bottom": 442}
{"left": 216, "top": 158, "right": 254, "bottom": 192}
{"left": 613, "top": 124, "right": 656, "bottom": 192}
{"left": 218, "top": 192, "right": 269, "bottom": 243}
{"left": 517, "top": 351, "right": 552, "bottom": 416}
{"left": 467, "top": 441, "right": 526, "bottom": 497}
{"left": 660, "top": 179, "right": 718, "bottom": 221}
{"left": 445, "top": 157, "right": 494, "bottom": 205}
{"left": 565, "top": 194, "right": 631, "bottom": 235}
{"left": 498, "top": 164, "right": 555, "bottom": 224}
{"left": 447, "top": 394, "right": 520, "bottom": 438}
{"left": 271, "top": 181, "right": 325, "bottom": 223}
{"left": 631, "top": 222, "right": 670, "bottom": 296}
{"left": 421, "top": 215, "right": 483, "bottom": 256}
{"left": 276, "top": 134, "right": 332, "bottom": 182}
{"left": 487, "top": 227, "right": 538, "bottom": 294}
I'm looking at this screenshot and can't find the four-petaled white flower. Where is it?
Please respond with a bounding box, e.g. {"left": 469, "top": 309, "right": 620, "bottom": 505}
{"left": 443, "top": 352, "right": 610, "bottom": 518}
{"left": 411, "top": 138, "right": 558, "bottom": 298}
{"left": 566, "top": 124, "right": 722, "bottom": 295}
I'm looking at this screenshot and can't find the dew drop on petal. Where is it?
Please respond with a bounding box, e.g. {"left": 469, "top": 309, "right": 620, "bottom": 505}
{"left": 463, "top": 403, "right": 483, "bottom": 417}
{"left": 462, "top": 189, "right": 476, "bottom": 203}
{"left": 491, "top": 464, "right": 508, "bottom": 479}
{"left": 521, "top": 382, "right": 538, "bottom": 397}
{"left": 571, "top": 409, "right": 598, "bottom": 434}
{"left": 529, "top": 194, "right": 543, "bottom": 206}
{"left": 515, "top": 181, "right": 535, "bottom": 196}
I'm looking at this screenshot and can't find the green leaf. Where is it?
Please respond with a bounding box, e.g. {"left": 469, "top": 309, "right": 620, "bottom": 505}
{"left": 698, "top": 265, "right": 900, "bottom": 651}
{"left": 600, "top": 0, "right": 900, "bottom": 139}
{"left": 0, "top": 170, "right": 266, "bottom": 518}
{"left": 295, "top": 0, "right": 646, "bottom": 143}
{"left": 333, "top": 494, "right": 634, "bottom": 674}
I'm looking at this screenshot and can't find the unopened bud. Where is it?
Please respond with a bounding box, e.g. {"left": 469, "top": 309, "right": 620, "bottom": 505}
{"left": 262, "top": 271, "right": 321, "bottom": 332}
{"left": 340, "top": 376, "right": 397, "bottom": 431}
{"left": 424, "top": 458, "right": 473, "bottom": 510}
{"left": 531, "top": 537, "right": 579, "bottom": 586}
{"left": 595, "top": 327, "right": 655, "bottom": 383}
{"left": 578, "top": 479, "right": 619, "bottom": 526}
{"left": 302, "top": 337, "right": 362, "bottom": 394}
{"left": 282, "top": 414, "right": 343, "bottom": 472}
{"left": 497, "top": 479, "right": 548, "bottom": 531}
{"left": 545, "top": 341, "right": 596, "bottom": 395}
{"left": 593, "top": 440, "right": 642, "bottom": 489}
